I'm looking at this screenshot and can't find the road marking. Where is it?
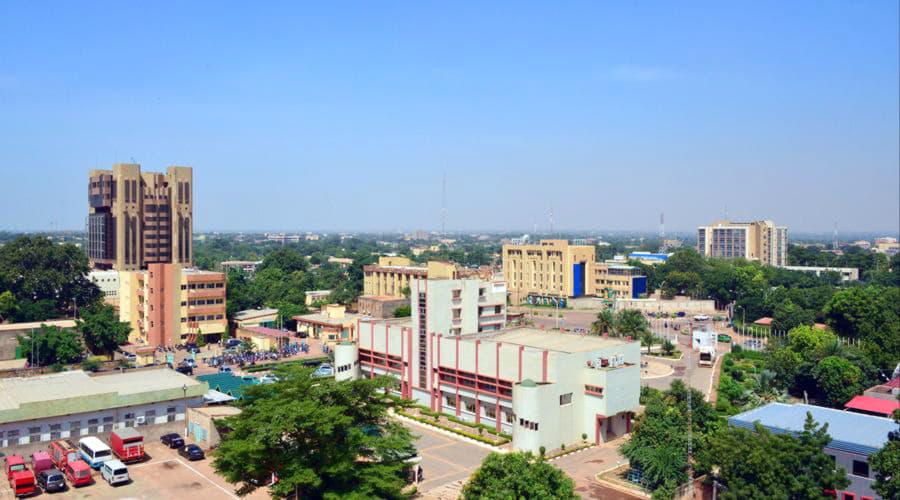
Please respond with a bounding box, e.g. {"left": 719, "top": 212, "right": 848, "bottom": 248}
{"left": 129, "top": 457, "right": 239, "bottom": 499}
{"left": 706, "top": 354, "right": 722, "bottom": 402}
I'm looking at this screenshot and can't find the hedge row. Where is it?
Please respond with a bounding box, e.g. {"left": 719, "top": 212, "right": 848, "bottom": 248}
{"left": 244, "top": 356, "right": 330, "bottom": 373}
{"left": 398, "top": 412, "right": 509, "bottom": 446}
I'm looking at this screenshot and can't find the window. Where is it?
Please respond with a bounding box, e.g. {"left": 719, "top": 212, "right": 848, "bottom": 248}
{"left": 852, "top": 460, "right": 869, "bottom": 478}
{"left": 505, "top": 411, "right": 515, "bottom": 424}
{"left": 29, "top": 426, "right": 42, "bottom": 442}
{"left": 103, "top": 416, "right": 114, "bottom": 430}
{"left": 49, "top": 424, "right": 62, "bottom": 440}
{"left": 445, "top": 395, "right": 457, "bottom": 408}
{"left": 69, "top": 420, "right": 82, "bottom": 436}
{"left": 167, "top": 406, "right": 177, "bottom": 422}
{"left": 144, "top": 410, "right": 157, "bottom": 425}
{"left": 842, "top": 494, "right": 855, "bottom": 500}
{"left": 88, "top": 418, "right": 99, "bottom": 433}
{"left": 485, "top": 405, "right": 496, "bottom": 419}
{"left": 465, "top": 400, "right": 476, "bottom": 413}
{"left": 124, "top": 413, "right": 135, "bottom": 427}
{"left": 8, "top": 429, "right": 20, "bottom": 444}
{"left": 559, "top": 393, "right": 573, "bottom": 405}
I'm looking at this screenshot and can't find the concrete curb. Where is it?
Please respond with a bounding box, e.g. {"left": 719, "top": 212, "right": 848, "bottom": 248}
{"left": 640, "top": 364, "right": 675, "bottom": 380}
{"left": 393, "top": 413, "right": 509, "bottom": 453}
{"left": 545, "top": 444, "right": 595, "bottom": 462}
{"left": 594, "top": 470, "right": 651, "bottom": 499}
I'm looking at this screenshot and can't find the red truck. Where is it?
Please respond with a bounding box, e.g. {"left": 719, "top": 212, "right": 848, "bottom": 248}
{"left": 110, "top": 428, "right": 145, "bottom": 463}
{"left": 5, "top": 455, "right": 36, "bottom": 497}
{"left": 49, "top": 439, "right": 93, "bottom": 487}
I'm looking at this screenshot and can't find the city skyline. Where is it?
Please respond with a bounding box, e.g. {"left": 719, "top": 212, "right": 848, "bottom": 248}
{"left": 1, "top": 2, "right": 898, "bottom": 233}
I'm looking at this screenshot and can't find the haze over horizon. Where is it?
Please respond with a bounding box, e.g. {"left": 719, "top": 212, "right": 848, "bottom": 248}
{"left": 1, "top": 2, "right": 898, "bottom": 233}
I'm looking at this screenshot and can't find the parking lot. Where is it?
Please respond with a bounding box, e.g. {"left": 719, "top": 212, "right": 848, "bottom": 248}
{"left": 0, "top": 442, "right": 267, "bottom": 499}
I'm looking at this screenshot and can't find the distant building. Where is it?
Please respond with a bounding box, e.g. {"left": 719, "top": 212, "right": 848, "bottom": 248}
{"left": 304, "top": 290, "right": 333, "bottom": 306}
{"left": 293, "top": 304, "right": 360, "bottom": 344}
{"left": 119, "top": 264, "right": 227, "bottom": 347}
{"left": 782, "top": 265, "right": 859, "bottom": 282}
{"left": 304, "top": 234, "right": 320, "bottom": 241}
{"left": 873, "top": 237, "right": 899, "bottom": 255}
{"left": 88, "top": 270, "right": 120, "bottom": 305}
{"left": 661, "top": 239, "right": 683, "bottom": 249}
{"left": 626, "top": 252, "right": 670, "bottom": 265}
{"left": 729, "top": 403, "right": 896, "bottom": 500}
{"left": 362, "top": 258, "right": 484, "bottom": 299}
{"left": 220, "top": 260, "right": 263, "bottom": 275}
{"left": 265, "top": 233, "right": 300, "bottom": 243}
{"left": 697, "top": 220, "right": 788, "bottom": 267}
{"left": 233, "top": 308, "right": 278, "bottom": 329}
{"left": 327, "top": 256, "right": 353, "bottom": 266}
{"left": 851, "top": 240, "right": 871, "bottom": 250}
{"left": 0, "top": 320, "right": 77, "bottom": 361}
{"left": 357, "top": 296, "right": 409, "bottom": 318}
{"left": 87, "top": 163, "right": 193, "bottom": 271}
{"left": 592, "top": 263, "right": 647, "bottom": 300}
{"left": 0, "top": 369, "right": 205, "bottom": 449}
{"left": 236, "top": 326, "right": 292, "bottom": 352}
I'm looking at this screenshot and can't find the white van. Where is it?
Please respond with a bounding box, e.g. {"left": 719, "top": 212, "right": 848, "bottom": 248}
{"left": 101, "top": 459, "right": 129, "bottom": 485}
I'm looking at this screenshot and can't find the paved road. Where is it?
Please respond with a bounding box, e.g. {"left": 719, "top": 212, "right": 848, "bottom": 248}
{"left": 403, "top": 422, "right": 491, "bottom": 496}
{"left": 551, "top": 444, "right": 639, "bottom": 499}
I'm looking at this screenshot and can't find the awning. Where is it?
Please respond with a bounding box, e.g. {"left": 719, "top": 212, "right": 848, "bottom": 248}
{"left": 203, "top": 389, "right": 237, "bottom": 404}
{"left": 844, "top": 395, "right": 899, "bottom": 417}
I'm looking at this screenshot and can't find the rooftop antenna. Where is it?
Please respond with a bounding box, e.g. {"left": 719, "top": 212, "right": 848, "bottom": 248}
{"left": 549, "top": 205, "right": 555, "bottom": 236}
{"left": 724, "top": 204, "right": 729, "bottom": 221}
{"left": 659, "top": 212, "right": 667, "bottom": 252}
{"left": 441, "top": 172, "right": 446, "bottom": 236}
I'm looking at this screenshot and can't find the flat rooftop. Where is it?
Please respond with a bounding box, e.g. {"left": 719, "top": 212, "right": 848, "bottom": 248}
{"left": 234, "top": 308, "right": 278, "bottom": 320}
{"left": 729, "top": 402, "right": 896, "bottom": 455}
{"left": 468, "top": 327, "right": 632, "bottom": 353}
{"left": 0, "top": 319, "right": 77, "bottom": 333}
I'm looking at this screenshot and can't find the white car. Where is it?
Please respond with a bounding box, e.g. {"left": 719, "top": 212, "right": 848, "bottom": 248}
{"left": 693, "top": 315, "right": 710, "bottom": 321}
{"left": 101, "top": 459, "right": 129, "bottom": 486}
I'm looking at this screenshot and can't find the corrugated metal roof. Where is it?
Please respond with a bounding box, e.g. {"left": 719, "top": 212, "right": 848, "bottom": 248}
{"left": 844, "top": 395, "right": 900, "bottom": 416}
{"left": 728, "top": 402, "right": 896, "bottom": 456}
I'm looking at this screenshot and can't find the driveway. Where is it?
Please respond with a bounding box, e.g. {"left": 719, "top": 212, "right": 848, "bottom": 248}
{"left": 551, "top": 441, "right": 639, "bottom": 499}
{"left": 405, "top": 422, "right": 491, "bottom": 495}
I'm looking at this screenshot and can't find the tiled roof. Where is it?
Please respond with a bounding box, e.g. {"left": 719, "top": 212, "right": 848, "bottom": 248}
{"left": 197, "top": 373, "right": 258, "bottom": 400}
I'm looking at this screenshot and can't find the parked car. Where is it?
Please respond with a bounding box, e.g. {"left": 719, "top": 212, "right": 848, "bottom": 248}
{"left": 175, "top": 365, "right": 193, "bottom": 376}
{"left": 260, "top": 374, "right": 279, "bottom": 384}
{"left": 178, "top": 445, "right": 205, "bottom": 461}
{"left": 743, "top": 339, "right": 764, "bottom": 350}
{"left": 717, "top": 334, "right": 732, "bottom": 343}
{"left": 225, "top": 338, "right": 242, "bottom": 349}
{"left": 36, "top": 468, "right": 67, "bottom": 493}
{"left": 693, "top": 314, "right": 710, "bottom": 321}
{"left": 675, "top": 311, "right": 686, "bottom": 317}
{"left": 64, "top": 459, "right": 93, "bottom": 487}
{"left": 160, "top": 433, "right": 185, "bottom": 449}
{"left": 218, "top": 366, "right": 233, "bottom": 374}
{"left": 100, "top": 459, "right": 129, "bottom": 486}
{"left": 182, "top": 358, "right": 197, "bottom": 368}
{"left": 313, "top": 363, "right": 334, "bottom": 377}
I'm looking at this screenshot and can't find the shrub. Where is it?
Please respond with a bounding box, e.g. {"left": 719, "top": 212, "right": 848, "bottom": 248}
{"left": 81, "top": 358, "right": 101, "bottom": 372}
{"left": 732, "top": 344, "right": 743, "bottom": 353}
{"left": 49, "top": 362, "right": 65, "bottom": 372}
{"left": 581, "top": 433, "right": 588, "bottom": 441}
{"left": 539, "top": 446, "right": 546, "bottom": 457}
{"left": 561, "top": 443, "right": 566, "bottom": 451}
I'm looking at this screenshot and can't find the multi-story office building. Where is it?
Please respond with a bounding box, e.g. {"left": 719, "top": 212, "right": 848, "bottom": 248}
{"left": 696, "top": 220, "right": 788, "bottom": 267}
{"left": 87, "top": 163, "right": 193, "bottom": 271}
{"left": 119, "top": 263, "right": 226, "bottom": 347}
{"left": 502, "top": 240, "right": 647, "bottom": 304}
{"left": 362, "top": 258, "right": 488, "bottom": 298}
{"left": 336, "top": 274, "right": 639, "bottom": 453}
{"left": 502, "top": 240, "right": 595, "bottom": 304}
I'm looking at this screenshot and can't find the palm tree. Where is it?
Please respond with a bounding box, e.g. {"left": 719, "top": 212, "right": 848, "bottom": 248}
{"left": 640, "top": 331, "right": 657, "bottom": 354}
{"left": 591, "top": 308, "right": 616, "bottom": 336}
{"left": 616, "top": 309, "right": 650, "bottom": 339}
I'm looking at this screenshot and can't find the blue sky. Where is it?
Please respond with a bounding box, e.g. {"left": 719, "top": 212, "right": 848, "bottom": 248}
{"left": 1, "top": 1, "right": 897, "bottom": 233}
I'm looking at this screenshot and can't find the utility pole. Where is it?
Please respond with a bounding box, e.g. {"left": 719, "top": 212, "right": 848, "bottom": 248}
{"left": 441, "top": 172, "right": 447, "bottom": 236}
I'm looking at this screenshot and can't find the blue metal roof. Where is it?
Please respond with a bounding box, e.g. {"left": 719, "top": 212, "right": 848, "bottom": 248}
{"left": 728, "top": 403, "right": 896, "bottom": 456}
{"left": 628, "top": 252, "right": 669, "bottom": 261}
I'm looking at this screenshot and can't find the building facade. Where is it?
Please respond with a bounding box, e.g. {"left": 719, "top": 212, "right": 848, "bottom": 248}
{"left": 502, "top": 240, "right": 595, "bottom": 304}
{"left": 88, "top": 163, "right": 193, "bottom": 271}
{"left": 0, "top": 369, "right": 205, "bottom": 449}
{"left": 357, "top": 296, "right": 409, "bottom": 318}
{"left": 294, "top": 304, "right": 360, "bottom": 344}
{"left": 220, "top": 260, "right": 263, "bottom": 275}
{"left": 362, "top": 258, "right": 476, "bottom": 298}
{"left": 592, "top": 263, "right": 648, "bottom": 300}
{"left": 697, "top": 220, "right": 788, "bottom": 267}
{"left": 119, "top": 263, "right": 227, "bottom": 346}
{"left": 88, "top": 270, "right": 121, "bottom": 305}
{"left": 782, "top": 265, "right": 860, "bottom": 282}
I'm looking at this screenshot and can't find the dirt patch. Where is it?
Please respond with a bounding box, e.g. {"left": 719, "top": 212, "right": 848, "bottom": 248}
{"left": 162, "top": 461, "right": 179, "bottom": 470}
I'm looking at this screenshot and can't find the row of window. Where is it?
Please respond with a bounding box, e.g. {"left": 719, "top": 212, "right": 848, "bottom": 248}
{"left": 442, "top": 394, "right": 515, "bottom": 423}
{"left": 519, "top": 418, "right": 539, "bottom": 431}
{"left": 182, "top": 314, "right": 224, "bottom": 322}
{"left": 184, "top": 298, "right": 224, "bottom": 306}
{"left": 181, "top": 282, "right": 224, "bottom": 290}
{"left": 0, "top": 407, "right": 177, "bottom": 446}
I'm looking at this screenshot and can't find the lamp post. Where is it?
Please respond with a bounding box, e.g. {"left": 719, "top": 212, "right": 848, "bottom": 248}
{"left": 182, "top": 384, "right": 188, "bottom": 437}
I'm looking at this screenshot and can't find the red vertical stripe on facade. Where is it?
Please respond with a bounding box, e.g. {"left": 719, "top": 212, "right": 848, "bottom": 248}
{"left": 455, "top": 336, "right": 460, "bottom": 416}
{"left": 518, "top": 346, "right": 524, "bottom": 382}
{"left": 542, "top": 350, "right": 548, "bottom": 382}
{"left": 474, "top": 340, "right": 481, "bottom": 424}
{"left": 496, "top": 342, "right": 502, "bottom": 433}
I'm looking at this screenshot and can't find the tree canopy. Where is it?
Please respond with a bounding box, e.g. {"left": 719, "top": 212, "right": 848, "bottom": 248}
{"left": 869, "top": 407, "right": 900, "bottom": 499}
{"left": 17, "top": 324, "right": 84, "bottom": 366}
{"left": 76, "top": 303, "right": 131, "bottom": 359}
{"left": 0, "top": 236, "right": 101, "bottom": 322}
{"left": 462, "top": 452, "right": 576, "bottom": 500}
{"left": 696, "top": 413, "right": 849, "bottom": 499}
{"left": 211, "top": 365, "right": 417, "bottom": 499}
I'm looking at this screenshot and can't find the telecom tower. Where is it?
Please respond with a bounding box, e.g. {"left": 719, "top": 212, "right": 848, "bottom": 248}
{"left": 549, "top": 205, "right": 555, "bottom": 235}
{"left": 441, "top": 172, "right": 447, "bottom": 236}
{"left": 659, "top": 213, "right": 667, "bottom": 252}
{"left": 833, "top": 222, "right": 839, "bottom": 251}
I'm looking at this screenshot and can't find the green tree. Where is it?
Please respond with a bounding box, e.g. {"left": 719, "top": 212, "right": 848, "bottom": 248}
{"left": 393, "top": 305, "right": 411, "bottom": 318}
{"left": 462, "top": 452, "right": 576, "bottom": 500}
{"left": 17, "top": 324, "right": 84, "bottom": 366}
{"left": 212, "top": 366, "right": 416, "bottom": 498}
{"left": 76, "top": 303, "right": 131, "bottom": 359}
{"left": 257, "top": 247, "right": 308, "bottom": 274}
{"left": 786, "top": 325, "right": 837, "bottom": 361}
{"left": 661, "top": 271, "right": 702, "bottom": 299}
{"left": 823, "top": 285, "right": 900, "bottom": 370}
{"left": 0, "top": 290, "right": 17, "bottom": 322}
{"left": 615, "top": 309, "right": 650, "bottom": 339}
{"left": 811, "top": 356, "right": 864, "bottom": 407}
{"left": 0, "top": 236, "right": 101, "bottom": 321}
{"left": 771, "top": 300, "right": 814, "bottom": 333}
{"left": 590, "top": 308, "right": 616, "bottom": 336}
{"left": 697, "top": 413, "right": 849, "bottom": 499}
{"left": 869, "top": 407, "right": 900, "bottom": 499}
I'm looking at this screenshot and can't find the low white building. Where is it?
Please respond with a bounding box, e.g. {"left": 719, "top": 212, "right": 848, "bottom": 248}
{"left": 0, "top": 368, "right": 206, "bottom": 447}
{"left": 88, "top": 270, "right": 120, "bottom": 303}
{"left": 782, "top": 265, "right": 859, "bottom": 282}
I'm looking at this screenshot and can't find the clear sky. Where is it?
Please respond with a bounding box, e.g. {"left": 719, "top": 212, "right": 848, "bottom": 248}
{"left": 1, "top": 1, "right": 898, "bottom": 233}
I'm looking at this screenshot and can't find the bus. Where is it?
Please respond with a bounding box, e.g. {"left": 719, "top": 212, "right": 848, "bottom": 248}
{"left": 78, "top": 437, "right": 113, "bottom": 469}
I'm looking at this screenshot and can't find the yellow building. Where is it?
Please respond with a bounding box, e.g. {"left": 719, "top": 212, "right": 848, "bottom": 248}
{"left": 697, "top": 220, "right": 788, "bottom": 267}
{"left": 592, "top": 263, "right": 647, "bottom": 301}
{"left": 502, "top": 240, "right": 595, "bottom": 304}
{"left": 293, "top": 304, "right": 360, "bottom": 344}
{"left": 236, "top": 326, "right": 292, "bottom": 352}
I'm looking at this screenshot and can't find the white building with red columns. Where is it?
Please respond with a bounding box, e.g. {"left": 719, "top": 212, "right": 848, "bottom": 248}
{"left": 333, "top": 276, "right": 641, "bottom": 453}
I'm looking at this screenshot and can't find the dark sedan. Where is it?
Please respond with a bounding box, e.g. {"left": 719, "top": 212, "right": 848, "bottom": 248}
{"left": 161, "top": 433, "right": 185, "bottom": 448}
{"left": 179, "top": 444, "right": 205, "bottom": 461}
{"left": 37, "top": 469, "right": 67, "bottom": 493}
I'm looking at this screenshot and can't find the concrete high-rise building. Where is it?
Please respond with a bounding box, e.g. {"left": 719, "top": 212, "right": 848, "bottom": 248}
{"left": 87, "top": 163, "right": 193, "bottom": 271}
{"left": 502, "top": 240, "right": 595, "bottom": 304}
{"left": 119, "top": 263, "right": 226, "bottom": 347}
{"left": 697, "top": 220, "right": 788, "bottom": 267}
